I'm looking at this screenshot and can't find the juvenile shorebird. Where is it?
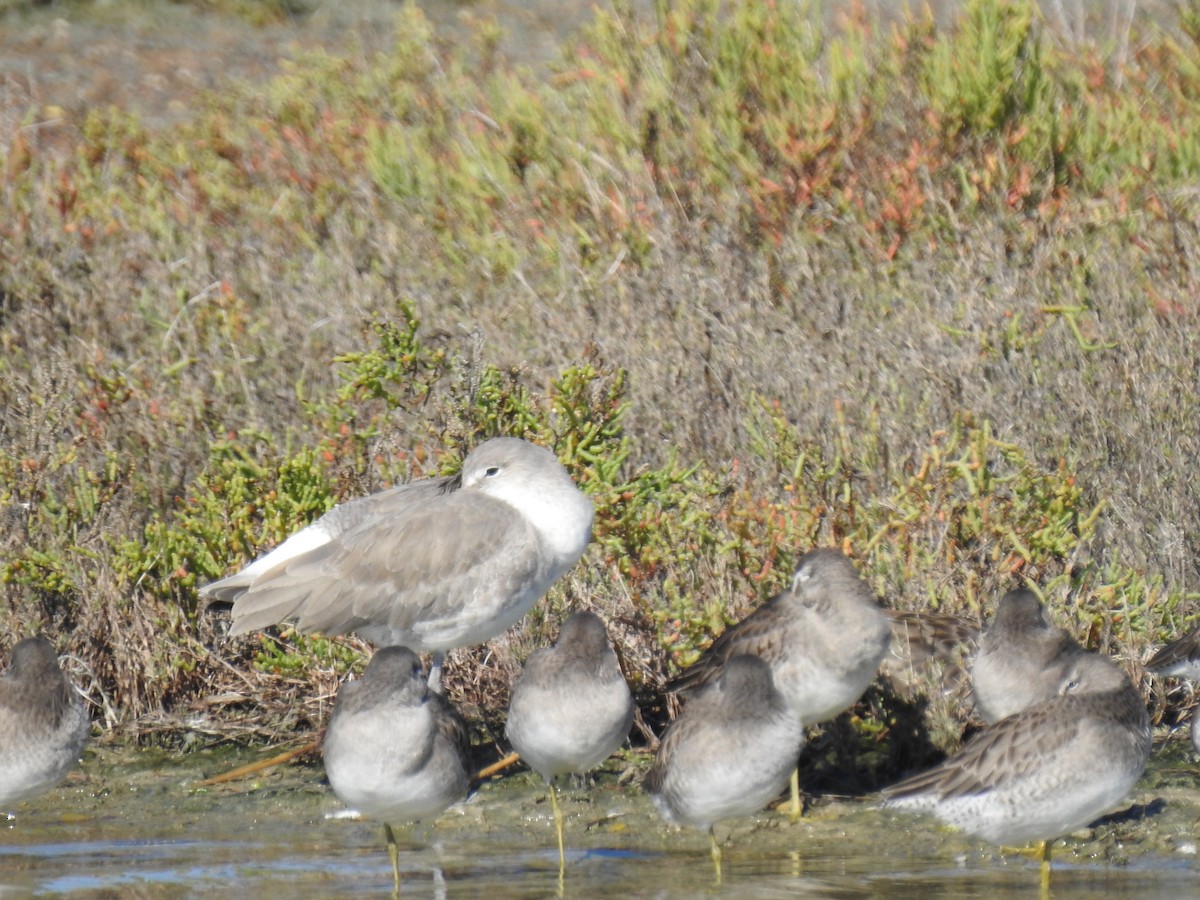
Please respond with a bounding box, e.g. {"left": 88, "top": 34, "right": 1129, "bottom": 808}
{"left": 322, "top": 646, "right": 471, "bottom": 891}
{"left": 882, "top": 651, "right": 1151, "bottom": 892}
{"left": 0, "top": 636, "right": 89, "bottom": 810}
{"left": 1145, "top": 623, "right": 1200, "bottom": 752}
{"left": 668, "top": 548, "right": 890, "bottom": 819}
{"left": 646, "top": 654, "right": 805, "bottom": 881}
{"left": 505, "top": 611, "right": 634, "bottom": 879}
{"left": 202, "top": 437, "right": 594, "bottom": 683}
{"left": 971, "top": 589, "right": 1087, "bottom": 723}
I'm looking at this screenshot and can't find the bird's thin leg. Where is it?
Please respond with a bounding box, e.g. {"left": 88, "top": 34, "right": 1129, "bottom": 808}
{"left": 709, "top": 826, "right": 723, "bottom": 884}
{"left": 788, "top": 767, "right": 803, "bottom": 822}
{"left": 385, "top": 822, "right": 402, "bottom": 895}
{"left": 1038, "top": 839, "right": 1051, "bottom": 899}
{"left": 549, "top": 779, "right": 566, "bottom": 880}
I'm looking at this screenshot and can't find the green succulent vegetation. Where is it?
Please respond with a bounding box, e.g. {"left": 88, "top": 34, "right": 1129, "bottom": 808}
{"left": 2, "top": 0, "right": 1200, "bottom": 772}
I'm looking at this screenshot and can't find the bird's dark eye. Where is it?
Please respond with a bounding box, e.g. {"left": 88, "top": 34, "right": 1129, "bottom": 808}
{"left": 485, "top": 466, "right": 500, "bottom": 477}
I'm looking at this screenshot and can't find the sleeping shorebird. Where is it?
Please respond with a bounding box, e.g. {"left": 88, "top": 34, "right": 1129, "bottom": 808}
{"left": 322, "top": 646, "right": 471, "bottom": 892}
{"left": 882, "top": 650, "right": 1151, "bottom": 894}
{"left": 971, "top": 589, "right": 1088, "bottom": 723}
{"left": 646, "top": 654, "right": 805, "bottom": 881}
{"left": 505, "top": 611, "right": 634, "bottom": 882}
{"left": 0, "top": 636, "right": 90, "bottom": 811}
{"left": 202, "top": 436, "right": 594, "bottom": 685}
{"left": 667, "top": 548, "right": 891, "bottom": 819}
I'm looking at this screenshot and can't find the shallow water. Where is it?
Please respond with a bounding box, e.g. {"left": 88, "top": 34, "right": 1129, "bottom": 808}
{"left": 3, "top": 740, "right": 1199, "bottom": 898}
{"left": 1, "top": 0, "right": 1198, "bottom": 888}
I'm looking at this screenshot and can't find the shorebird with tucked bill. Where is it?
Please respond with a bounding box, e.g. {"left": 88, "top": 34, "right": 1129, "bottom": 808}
{"left": 646, "top": 654, "right": 805, "bottom": 882}
{"left": 667, "top": 548, "right": 891, "bottom": 819}
{"left": 971, "top": 588, "right": 1088, "bottom": 723}
{"left": 322, "top": 646, "right": 471, "bottom": 891}
{"left": 202, "top": 436, "right": 594, "bottom": 686}
{"left": 882, "top": 650, "right": 1151, "bottom": 893}
{"left": 505, "top": 611, "right": 634, "bottom": 881}
{"left": 0, "top": 636, "right": 90, "bottom": 811}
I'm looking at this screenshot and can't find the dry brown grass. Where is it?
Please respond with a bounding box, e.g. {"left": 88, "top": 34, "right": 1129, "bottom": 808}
{"left": 2, "top": 0, "right": 1199, "bottom": 763}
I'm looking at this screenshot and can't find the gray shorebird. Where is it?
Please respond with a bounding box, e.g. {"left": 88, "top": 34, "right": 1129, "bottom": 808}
{"left": 0, "top": 636, "right": 89, "bottom": 810}
{"left": 202, "top": 437, "right": 594, "bottom": 683}
{"left": 505, "top": 611, "right": 634, "bottom": 879}
{"left": 667, "top": 548, "right": 890, "bottom": 819}
{"left": 1145, "top": 623, "right": 1200, "bottom": 752}
{"left": 646, "top": 654, "right": 805, "bottom": 880}
{"left": 322, "top": 646, "right": 470, "bottom": 891}
{"left": 971, "top": 589, "right": 1087, "bottom": 724}
{"left": 882, "top": 651, "right": 1151, "bottom": 891}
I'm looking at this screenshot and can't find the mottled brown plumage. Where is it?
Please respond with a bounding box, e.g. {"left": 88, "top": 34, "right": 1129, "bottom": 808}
{"left": 880, "top": 608, "right": 980, "bottom": 697}
{"left": 885, "top": 609, "right": 980, "bottom": 667}
{"left": 1145, "top": 623, "right": 1200, "bottom": 752}
{"left": 883, "top": 652, "right": 1150, "bottom": 847}
{"left": 1146, "top": 624, "right": 1200, "bottom": 680}
{"left": 669, "top": 548, "right": 891, "bottom": 727}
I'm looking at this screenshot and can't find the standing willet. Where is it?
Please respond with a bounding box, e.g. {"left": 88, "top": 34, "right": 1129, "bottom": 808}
{"left": 0, "top": 636, "right": 90, "bottom": 810}
{"left": 971, "top": 589, "right": 1087, "bottom": 723}
{"left": 505, "top": 611, "right": 634, "bottom": 880}
{"left": 1145, "top": 623, "right": 1200, "bottom": 752}
{"left": 882, "top": 651, "right": 1151, "bottom": 892}
{"left": 667, "top": 548, "right": 891, "bottom": 819}
{"left": 646, "top": 654, "right": 805, "bottom": 881}
{"left": 202, "top": 437, "right": 594, "bottom": 683}
{"left": 322, "top": 646, "right": 471, "bottom": 891}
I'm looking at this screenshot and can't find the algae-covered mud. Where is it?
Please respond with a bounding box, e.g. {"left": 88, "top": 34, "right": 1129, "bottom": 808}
{"left": 3, "top": 739, "right": 1198, "bottom": 898}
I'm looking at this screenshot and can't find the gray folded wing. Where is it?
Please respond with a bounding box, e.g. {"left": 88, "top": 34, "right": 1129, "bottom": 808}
{"left": 201, "top": 477, "right": 456, "bottom": 605}
{"left": 882, "top": 700, "right": 1080, "bottom": 803}
{"left": 1145, "top": 624, "right": 1200, "bottom": 678}
{"left": 207, "top": 479, "right": 544, "bottom": 641}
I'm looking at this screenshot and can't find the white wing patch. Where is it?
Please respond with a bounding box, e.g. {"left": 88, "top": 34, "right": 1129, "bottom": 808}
{"left": 238, "top": 519, "right": 336, "bottom": 578}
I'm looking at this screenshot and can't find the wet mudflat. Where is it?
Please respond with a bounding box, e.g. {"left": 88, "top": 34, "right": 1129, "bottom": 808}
{"left": 3, "top": 739, "right": 1198, "bottom": 898}
{"left": 2, "top": 0, "right": 1199, "bottom": 893}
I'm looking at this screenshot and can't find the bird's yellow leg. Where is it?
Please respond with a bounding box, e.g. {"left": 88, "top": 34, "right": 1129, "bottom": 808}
{"left": 709, "top": 826, "right": 723, "bottom": 884}
{"left": 384, "top": 823, "right": 401, "bottom": 896}
{"left": 549, "top": 780, "right": 566, "bottom": 881}
{"left": 999, "top": 839, "right": 1052, "bottom": 896}
{"left": 789, "top": 767, "right": 803, "bottom": 822}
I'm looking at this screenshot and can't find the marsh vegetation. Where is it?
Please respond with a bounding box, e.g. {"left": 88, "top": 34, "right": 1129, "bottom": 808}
{"left": 2, "top": 0, "right": 1199, "bottom": 794}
